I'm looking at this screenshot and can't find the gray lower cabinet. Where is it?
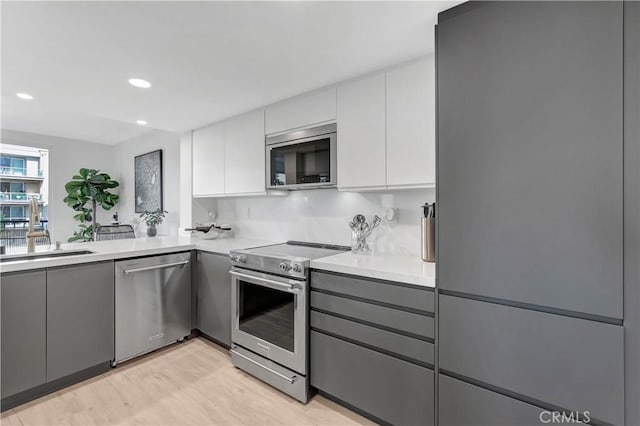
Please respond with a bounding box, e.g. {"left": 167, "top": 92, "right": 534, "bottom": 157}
{"left": 311, "top": 291, "right": 434, "bottom": 339}
{"left": 311, "top": 271, "right": 435, "bottom": 313}
{"left": 1, "top": 271, "right": 47, "bottom": 399}
{"left": 310, "top": 311, "right": 434, "bottom": 366}
{"left": 311, "top": 331, "right": 434, "bottom": 426}
{"left": 439, "top": 295, "right": 624, "bottom": 426}
{"left": 439, "top": 375, "right": 546, "bottom": 426}
{"left": 46, "top": 262, "right": 115, "bottom": 381}
{"left": 309, "top": 271, "right": 435, "bottom": 425}
{"left": 196, "top": 251, "right": 231, "bottom": 346}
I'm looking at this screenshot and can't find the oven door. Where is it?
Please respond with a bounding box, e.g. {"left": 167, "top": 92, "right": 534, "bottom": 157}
{"left": 230, "top": 268, "right": 307, "bottom": 374}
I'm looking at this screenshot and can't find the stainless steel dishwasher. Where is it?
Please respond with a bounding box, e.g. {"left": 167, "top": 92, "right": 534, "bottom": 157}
{"left": 114, "top": 252, "right": 191, "bottom": 365}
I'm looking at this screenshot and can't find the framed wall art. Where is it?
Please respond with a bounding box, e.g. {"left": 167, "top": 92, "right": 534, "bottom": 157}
{"left": 134, "top": 149, "right": 163, "bottom": 213}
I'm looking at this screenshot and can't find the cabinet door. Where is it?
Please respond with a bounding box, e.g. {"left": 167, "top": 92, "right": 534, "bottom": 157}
{"left": 337, "top": 73, "right": 386, "bottom": 190}
{"left": 196, "top": 251, "right": 231, "bottom": 346}
{"left": 224, "top": 109, "right": 266, "bottom": 195}
{"left": 439, "top": 295, "right": 623, "bottom": 426}
{"left": 265, "top": 87, "right": 336, "bottom": 135}
{"left": 311, "top": 331, "right": 434, "bottom": 426}
{"left": 47, "top": 262, "right": 114, "bottom": 381}
{"left": 437, "top": 1, "right": 623, "bottom": 318}
{"left": 1, "top": 271, "right": 46, "bottom": 398}
{"left": 192, "top": 122, "right": 225, "bottom": 197}
{"left": 386, "top": 57, "right": 435, "bottom": 187}
{"left": 439, "top": 375, "right": 545, "bottom": 426}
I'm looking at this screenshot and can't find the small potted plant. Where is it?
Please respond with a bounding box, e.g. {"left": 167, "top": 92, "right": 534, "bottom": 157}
{"left": 139, "top": 209, "right": 167, "bottom": 237}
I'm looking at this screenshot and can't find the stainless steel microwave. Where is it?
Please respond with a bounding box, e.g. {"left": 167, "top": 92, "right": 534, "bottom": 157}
{"left": 266, "top": 123, "right": 337, "bottom": 190}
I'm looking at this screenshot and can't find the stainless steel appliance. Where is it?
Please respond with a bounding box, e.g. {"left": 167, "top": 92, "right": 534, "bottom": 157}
{"left": 229, "top": 241, "right": 349, "bottom": 402}
{"left": 114, "top": 252, "right": 192, "bottom": 365}
{"left": 266, "top": 123, "right": 337, "bottom": 190}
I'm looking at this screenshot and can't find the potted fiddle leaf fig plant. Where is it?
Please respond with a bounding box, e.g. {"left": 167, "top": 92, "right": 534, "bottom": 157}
{"left": 64, "top": 168, "right": 119, "bottom": 242}
{"left": 139, "top": 209, "right": 167, "bottom": 237}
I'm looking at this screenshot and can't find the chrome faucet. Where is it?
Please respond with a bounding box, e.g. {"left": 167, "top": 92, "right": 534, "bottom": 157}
{"left": 26, "top": 196, "right": 46, "bottom": 253}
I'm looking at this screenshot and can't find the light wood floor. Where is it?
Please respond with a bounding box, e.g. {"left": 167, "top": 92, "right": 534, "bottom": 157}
{"left": 1, "top": 338, "right": 373, "bottom": 426}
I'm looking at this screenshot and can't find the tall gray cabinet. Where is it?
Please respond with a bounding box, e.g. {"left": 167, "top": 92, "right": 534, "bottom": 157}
{"left": 436, "top": 2, "right": 637, "bottom": 425}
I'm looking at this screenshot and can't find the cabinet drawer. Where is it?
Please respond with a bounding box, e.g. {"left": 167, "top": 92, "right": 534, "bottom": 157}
{"left": 311, "top": 271, "right": 434, "bottom": 313}
{"left": 439, "top": 295, "right": 624, "bottom": 425}
{"left": 310, "top": 311, "right": 433, "bottom": 365}
{"left": 311, "top": 330, "right": 434, "bottom": 426}
{"left": 311, "top": 291, "right": 433, "bottom": 339}
{"left": 439, "top": 374, "right": 545, "bottom": 426}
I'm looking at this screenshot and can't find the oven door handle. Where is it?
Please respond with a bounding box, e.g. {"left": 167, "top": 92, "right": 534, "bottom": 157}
{"left": 230, "top": 270, "right": 302, "bottom": 293}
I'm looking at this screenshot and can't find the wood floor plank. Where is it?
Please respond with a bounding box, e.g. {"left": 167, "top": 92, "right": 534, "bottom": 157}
{"left": 1, "top": 338, "right": 373, "bottom": 426}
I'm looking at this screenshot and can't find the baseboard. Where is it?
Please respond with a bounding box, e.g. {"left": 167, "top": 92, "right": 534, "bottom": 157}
{"left": 1, "top": 361, "right": 112, "bottom": 412}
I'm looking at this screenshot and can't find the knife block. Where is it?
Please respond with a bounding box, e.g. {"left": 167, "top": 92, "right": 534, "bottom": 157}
{"left": 421, "top": 217, "right": 435, "bottom": 262}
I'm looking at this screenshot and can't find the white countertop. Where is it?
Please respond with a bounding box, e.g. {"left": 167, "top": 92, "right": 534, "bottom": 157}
{"left": 310, "top": 251, "right": 435, "bottom": 288}
{"left": 2, "top": 237, "right": 435, "bottom": 288}
{"left": 0, "top": 236, "right": 278, "bottom": 273}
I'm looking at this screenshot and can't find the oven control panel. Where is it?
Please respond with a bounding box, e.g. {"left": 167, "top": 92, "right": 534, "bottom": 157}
{"left": 229, "top": 254, "right": 247, "bottom": 263}
{"left": 229, "top": 249, "right": 309, "bottom": 279}
{"left": 279, "top": 262, "right": 303, "bottom": 275}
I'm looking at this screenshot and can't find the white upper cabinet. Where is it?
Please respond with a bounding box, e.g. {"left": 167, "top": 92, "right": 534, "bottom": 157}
{"left": 337, "top": 73, "right": 387, "bottom": 190}
{"left": 265, "top": 87, "right": 336, "bottom": 135}
{"left": 386, "top": 57, "right": 435, "bottom": 187}
{"left": 224, "top": 109, "right": 266, "bottom": 195}
{"left": 336, "top": 57, "right": 436, "bottom": 191}
{"left": 192, "top": 109, "right": 266, "bottom": 197}
{"left": 192, "top": 122, "right": 225, "bottom": 197}
{"left": 192, "top": 57, "right": 436, "bottom": 197}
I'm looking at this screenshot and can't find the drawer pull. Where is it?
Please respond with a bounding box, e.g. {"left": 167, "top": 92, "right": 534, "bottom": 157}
{"left": 231, "top": 349, "right": 297, "bottom": 384}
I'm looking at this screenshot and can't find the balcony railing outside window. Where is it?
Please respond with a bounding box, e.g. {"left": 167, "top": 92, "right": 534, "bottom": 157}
{"left": 0, "top": 166, "right": 43, "bottom": 177}
{"left": 0, "top": 192, "right": 42, "bottom": 201}
{"left": 0, "top": 166, "right": 26, "bottom": 176}
{"left": 0, "top": 219, "right": 50, "bottom": 249}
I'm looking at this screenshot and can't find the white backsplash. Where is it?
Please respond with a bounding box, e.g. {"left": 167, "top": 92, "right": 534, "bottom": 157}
{"left": 209, "top": 188, "right": 434, "bottom": 256}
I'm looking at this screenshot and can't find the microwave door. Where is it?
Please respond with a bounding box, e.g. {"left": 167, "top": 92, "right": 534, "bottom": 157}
{"left": 267, "top": 133, "right": 337, "bottom": 190}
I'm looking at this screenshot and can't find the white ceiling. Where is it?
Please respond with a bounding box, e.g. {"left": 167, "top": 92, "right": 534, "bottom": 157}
{"left": 1, "top": 1, "right": 458, "bottom": 145}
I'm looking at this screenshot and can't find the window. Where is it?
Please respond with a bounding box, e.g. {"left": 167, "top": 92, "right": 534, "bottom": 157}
{"left": 1, "top": 205, "right": 26, "bottom": 220}
{"left": 0, "top": 144, "right": 48, "bottom": 235}
{"left": 0, "top": 182, "right": 25, "bottom": 193}
{"left": 0, "top": 156, "right": 26, "bottom": 176}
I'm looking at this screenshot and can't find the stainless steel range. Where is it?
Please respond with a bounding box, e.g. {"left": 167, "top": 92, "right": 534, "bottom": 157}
{"left": 229, "top": 241, "right": 349, "bottom": 402}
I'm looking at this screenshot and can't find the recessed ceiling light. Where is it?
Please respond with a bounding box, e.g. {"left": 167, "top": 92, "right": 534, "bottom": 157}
{"left": 136, "top": 120, "right": 147, "bottom": 125}
{"left": 16, "top": 93, "right": 34, "bottom": 100}
{"left": 128, "top": 78, "right": 151, "bottom": 89}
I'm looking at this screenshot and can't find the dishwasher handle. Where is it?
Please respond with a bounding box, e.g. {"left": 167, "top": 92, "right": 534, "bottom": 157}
{"left": 122, "top": 260, "right": 190, "bottom": 275}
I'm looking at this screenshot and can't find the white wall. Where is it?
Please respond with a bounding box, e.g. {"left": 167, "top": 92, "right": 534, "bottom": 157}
{"left": 214, "top": 188, "right": 434, "bottom": 256}
{"left": 1, "top": 129, "right": 115, "bottom": 243}
{"left": 112, "top": 129, "right": 181, "bottom": 237}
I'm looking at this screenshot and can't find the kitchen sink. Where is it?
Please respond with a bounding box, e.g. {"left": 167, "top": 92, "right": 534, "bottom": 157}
{"left": 0, "top": 250, "right": 95, "bottom": 263}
